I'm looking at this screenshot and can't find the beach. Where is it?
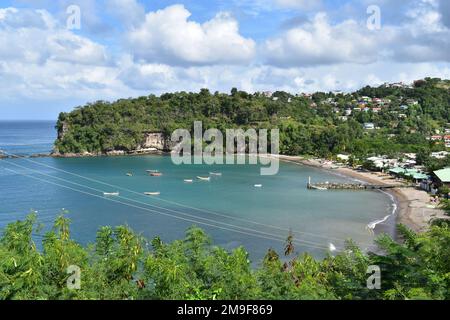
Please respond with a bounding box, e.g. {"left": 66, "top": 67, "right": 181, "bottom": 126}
{"left": 273, "top": 155, "right": 447, "bottom": 233}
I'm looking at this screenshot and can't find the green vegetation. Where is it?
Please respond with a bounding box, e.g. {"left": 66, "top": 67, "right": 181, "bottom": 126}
{"left": 55, "top": 78, "right": 450, "bottom": 158}
{"left": 1, "top": 213, "right": 449, "bottom": 300}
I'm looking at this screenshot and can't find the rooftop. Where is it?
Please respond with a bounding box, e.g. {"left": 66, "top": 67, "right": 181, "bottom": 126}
{"left": 434, "top": 168, "right": 450, "bottom": 183}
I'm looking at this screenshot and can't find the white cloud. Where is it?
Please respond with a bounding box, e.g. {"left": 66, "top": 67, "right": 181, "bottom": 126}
{"left": 264, "top": 4, "right": 450, "bottom": 67}
{"left": 264, "top": 13, "right": 383, "bottom": 66}
{"left": 127, "top": 4, "right": 256, "bottom": 66}
{"left": 0, "top": 7, "right": 108, "bottom": 65}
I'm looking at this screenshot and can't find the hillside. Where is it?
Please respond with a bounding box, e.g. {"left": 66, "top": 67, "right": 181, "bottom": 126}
{"left": 54, "top": 78, "right": 450, "bottom": 158}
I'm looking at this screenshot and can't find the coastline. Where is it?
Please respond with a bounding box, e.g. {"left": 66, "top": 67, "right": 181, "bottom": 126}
{"left": 274, "top": 155, "right": 447, "bottom": 234}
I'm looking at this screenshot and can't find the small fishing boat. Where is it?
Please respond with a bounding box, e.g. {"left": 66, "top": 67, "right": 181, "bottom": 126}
{"left": 311, "top": 186, "right": 328, "bottom": 190}
{"left": 184, "top": 179, "right": 193, "bottom": 183}
{"left": 103, "top": 192, "right": 119, "bottom": 196}
{"left": 126, "top": 173, "right": 133, "bottom": 177}
{"left": 150, "top": 172, "right": 163, "bottom": 177}
{"left": 146, "top": 170, "right": 159, "bottom": 173}
{"left": 329, "top": 243, "right": 337, "bottom": 252}
{"left": 144, "top": 192, "right": 161, "bottom": 196}
{"left": 197, "top": 176, "right": 211, "bottom": 181}
{"left": 254, "top": 184, "right": 263, "bottom": 188}
{"left": 209, "top": 172, "right": 222, "bottom": 176}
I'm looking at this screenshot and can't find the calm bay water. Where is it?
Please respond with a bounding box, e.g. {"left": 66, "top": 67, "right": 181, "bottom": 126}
{"left": 0, "top": 121, "right": 395, "bottom": 262}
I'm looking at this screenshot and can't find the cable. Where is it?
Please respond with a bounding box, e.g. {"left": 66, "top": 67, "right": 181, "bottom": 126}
{"left": 3, "top": 166, "right": 333, "bottom": 251}
{"left": 1, "top": 151, "right": 364, "bottom": 244}
{"left": 2, "top": 160, "right": 338, "bottom": 249}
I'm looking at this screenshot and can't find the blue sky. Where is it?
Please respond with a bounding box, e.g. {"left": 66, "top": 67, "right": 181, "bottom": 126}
{"left": 0, "top": 0, "right": 449, "bottom": 119}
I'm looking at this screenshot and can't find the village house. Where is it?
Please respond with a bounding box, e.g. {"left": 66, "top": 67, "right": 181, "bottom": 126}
{"left": 406, "top": 99, "right": 419, "bottom": 106}
{"left": 433, "top": 168, "right": 450, "bottom": 188}
{"left": 372, "top": 107, "right": 382, "bottom": 113}
{"left": 363, "top": 123, "right": 375, "bottom": 130}
{"left": 429, "top": 135, "right": 443, "bottom": 141}
{"left": 431, "top": 151, "right": 449, "bottom": 159}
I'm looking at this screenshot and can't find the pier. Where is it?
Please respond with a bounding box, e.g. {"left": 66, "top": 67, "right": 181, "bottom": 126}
{"left": 307, "top": 177, "right": 413, "bottom": 190}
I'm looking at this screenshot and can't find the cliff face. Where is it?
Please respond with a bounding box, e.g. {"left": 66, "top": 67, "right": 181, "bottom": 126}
{"left": 54, "top": 123, "right": 174, "bottom": 156}
{"left": 142, "top": 132, "right": 171, "bottom": 151}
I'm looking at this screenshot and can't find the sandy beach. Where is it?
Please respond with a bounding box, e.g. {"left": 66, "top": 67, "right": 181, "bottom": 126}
{"left": 274, "top": 155, "right": 447, "bottom": 233}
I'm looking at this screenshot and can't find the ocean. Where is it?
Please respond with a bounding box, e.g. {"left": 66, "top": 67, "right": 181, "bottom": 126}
{"left": 0, "top": 121, "right": 396, "bottom": 262}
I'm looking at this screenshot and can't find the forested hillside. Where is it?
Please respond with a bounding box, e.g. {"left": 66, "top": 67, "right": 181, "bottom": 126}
{"left": 55, "top": 78, "right": 450, "bottom": 158}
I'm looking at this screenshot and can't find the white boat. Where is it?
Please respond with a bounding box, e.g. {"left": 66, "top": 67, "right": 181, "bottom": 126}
{"left": 144, "top": 192, "right": 161, "bottom": 196}
{"left": 184, "top": 179, "right": 193, "bottom": 183}
{"left": 103, "top": 192, "right": 119, "bottom": 196}
{"left": 209, "top": 172, "right": 222, "bottom": 176}
{"left": 126, "top": 173, "right": 133, "bottom": 177}
{"left": 146, "top": 170, "right": 159, "bottom": 173}
{"left": 329, "top": 243, "right": 337, "bottom": 252}
{"left": 311, "top": 186, "right": 327, "bottom": 190}
{"left": 254, "top": 184, "right": 263, "bottom": 188}
{"left": 197, "top": 176, "right": 211, "bottom": 181}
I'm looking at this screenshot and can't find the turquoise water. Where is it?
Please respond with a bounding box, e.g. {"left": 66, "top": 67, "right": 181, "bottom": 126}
{"left": 0, "top": 121, "right": 395, "bottom": 262}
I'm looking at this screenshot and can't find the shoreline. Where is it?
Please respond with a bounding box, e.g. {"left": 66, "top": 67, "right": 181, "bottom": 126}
{"left": 274, "top": 155, "right": 447, "bottom": 234}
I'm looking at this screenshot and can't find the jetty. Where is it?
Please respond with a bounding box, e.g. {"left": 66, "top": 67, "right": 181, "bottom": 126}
{"left": 307, "top": 177, "right": 413, "bottom": 190}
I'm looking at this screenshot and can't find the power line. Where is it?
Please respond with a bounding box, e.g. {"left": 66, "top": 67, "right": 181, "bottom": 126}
{"left": 2, "top": 160, "right": 338, "bottom": 249}
{"left": 1, "top": 151, "right": 368, "bottom": 245}
{"left": 3, "top": 166, "right": 333, "bottom": 251}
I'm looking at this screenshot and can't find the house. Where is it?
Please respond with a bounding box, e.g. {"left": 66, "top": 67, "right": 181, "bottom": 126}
{"left": 399, "top": 105, "right": 409, "bottom": 110}
{"left": 431, "top": 151, "right": 449, "bottom": 159}
{"left": 337, "top": 154, "right": 350, "bottom": 162}
{"left": 372, "top": 107, "right": 381, "bottom": 113}
{"left": 433, "top": 168, "right": 450, "bottom": 187}
{"left": 345, "top": 109, "right": 352, "bottom": 116}
{"left": 373, "top": 98, "right": 382, "bottom": 104}
{"left": 364, "top": 123, "right": 375, "bottom": 130}
{"left": 430, "top": 135, "right": 443, "bottom": 141}
{"left": 406, "top": 99, "right": 419, "bottom": 106}
{"left": 338, "top": 116, "right": 348, "bottom": 122}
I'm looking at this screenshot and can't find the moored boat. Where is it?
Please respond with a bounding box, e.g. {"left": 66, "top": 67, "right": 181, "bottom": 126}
{"left": 184, "top": 179, "right": 193, "bottom": 183}
{"left": 144, "top": 192, "right": 161, "bottom": 196}
{"left": 209, "top": 172, "right": 222, "bottom": 176}
{"left": 197, "top": 176, "right": 211, "bottom": 181}
{"left": 150, "top": 172, "right": 163, "bottom": 177}
{"left": 311, "top": 186, "right": 327, "bottom": 190}
{"left": 254, "top": 184, "right": 263, "bottom": 188}
{"left": 103, "top": 192, "right": 119, "bottom": 196}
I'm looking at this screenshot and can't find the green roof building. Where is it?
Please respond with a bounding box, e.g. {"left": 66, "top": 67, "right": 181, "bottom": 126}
{"left": 433, "top": 168, "right": 450, "bottom": 186}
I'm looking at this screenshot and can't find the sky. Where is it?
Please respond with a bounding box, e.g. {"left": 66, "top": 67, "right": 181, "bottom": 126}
{"left": 0, "top": 0, "right": 449, "bottom": 119}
